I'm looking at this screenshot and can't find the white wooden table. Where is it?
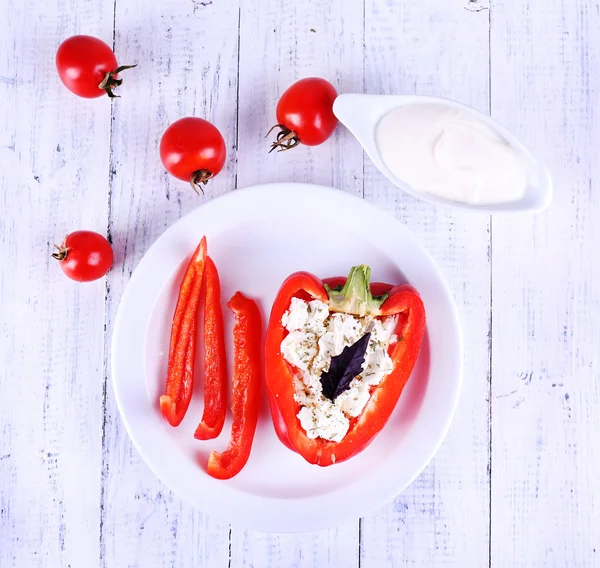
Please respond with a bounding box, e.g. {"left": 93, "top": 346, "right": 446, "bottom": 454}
{"left": 1, "top": 0, "right": 599, "bottom": 565}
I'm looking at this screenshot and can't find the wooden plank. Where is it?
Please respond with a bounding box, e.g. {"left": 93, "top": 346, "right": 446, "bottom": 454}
{"left": 0, "top": 0, "right": 114, "bottom": 566}
{"left": 232, "top": 524, "right": 358, "bottom": 568}
{"left": 360, "top": 1, "right": 492, "bottom": 566}
{"left": 99, "top": 0, "right": 239, "bottom": 566}
{"left": 229, "top": 0, "right": 363, "bottom": 565}
{"left": 490, "top": 0, "right": 600, "bottom": 565}
{"left": 235, "top": 0, "right": 364, "bottom": 195}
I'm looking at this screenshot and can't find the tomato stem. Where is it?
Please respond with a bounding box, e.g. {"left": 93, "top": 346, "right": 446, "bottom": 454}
{"left": 51, "top": 243, "right": 68, "bottom": 262}
{"left": 267, "top": 124, "right": 300, "bottom": 153}
{"left": 98, "top": 64, "right": 137, "bottom": 98}
{"left": 189, "top": 170, "right": 214, "bottom": 195}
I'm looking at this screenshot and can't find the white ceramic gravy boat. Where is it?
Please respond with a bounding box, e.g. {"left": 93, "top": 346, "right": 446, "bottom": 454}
{"left": 333, "top": 93, "right": 553, "bottom": 214}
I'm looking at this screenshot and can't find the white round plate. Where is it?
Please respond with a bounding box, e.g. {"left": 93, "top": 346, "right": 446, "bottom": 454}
{"left": 112, "top": 182, "right": 462, "bottom": 533}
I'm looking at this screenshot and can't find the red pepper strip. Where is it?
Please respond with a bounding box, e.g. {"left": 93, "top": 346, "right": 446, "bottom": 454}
{"left": 160, "top": 237, "right": 207, "bottom": 427}
{"left": 194, "top": 256, "right": 227, "bottom": 440}
{"left": 265, "top": 265, "right": 426, "bottom": 466}
{"left": 207, "top": 292, "right": 262, "bottom": 480}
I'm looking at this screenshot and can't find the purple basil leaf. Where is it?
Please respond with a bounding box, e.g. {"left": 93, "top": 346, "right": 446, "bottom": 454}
{"left": 320, "top": 332, "right": 371, "bottom": 402}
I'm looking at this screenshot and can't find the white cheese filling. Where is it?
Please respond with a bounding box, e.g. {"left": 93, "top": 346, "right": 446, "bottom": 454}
{"left": 280, "top": 297, "right": 398, "bottom": 442}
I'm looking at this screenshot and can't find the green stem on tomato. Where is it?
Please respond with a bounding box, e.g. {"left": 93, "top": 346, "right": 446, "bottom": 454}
{"left": 98, "top": 64, "right": 137, "bottom": 98}
{"left": 189, "top": 170, "right": 213, "bottom": 195}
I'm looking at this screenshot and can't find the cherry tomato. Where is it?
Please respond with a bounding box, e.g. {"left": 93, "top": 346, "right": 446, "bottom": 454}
{"left": 268, "top": 77, "right": 338, "bottom": 152}
{"left": 160, "top": 117, "right": 226, "bottom": 194}
{"left": 56, "top": 35, "right": 136, "bottom": 99}
{"left": 52, "top": 231, "right": 113, "bottom": 282}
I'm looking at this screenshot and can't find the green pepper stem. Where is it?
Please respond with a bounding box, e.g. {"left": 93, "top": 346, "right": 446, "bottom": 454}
{"left": 324, "top": 265, "right": 389, "bottom": 317}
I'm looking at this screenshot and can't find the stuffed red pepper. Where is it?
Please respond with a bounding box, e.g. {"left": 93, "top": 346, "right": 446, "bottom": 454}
{"left": 265, "top": 265, "right": 426, "bottom": 466}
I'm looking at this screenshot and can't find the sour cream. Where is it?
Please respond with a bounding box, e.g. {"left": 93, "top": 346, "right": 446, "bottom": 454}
{"left": 375, "top": 103, "right": 530, "bottom": 205}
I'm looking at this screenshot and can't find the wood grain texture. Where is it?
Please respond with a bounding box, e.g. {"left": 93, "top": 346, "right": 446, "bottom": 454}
{"left": 490, "top": 0, "right": 600, "bottom": 566}
{"left": 0, "top": 0, "right": 114, "bottom": 566}
{"left": 1, "top": 0, "right": 599, "bottom": 565}
{"left": 236, "top": 0, "right": 364, "bottom": 194}
{"left": 229, "top": 0, "right": 363, "bottom": 565}
{"left": 360, "top": 1, "right": 492, "bottom": 566}
{"left": 99, "top": 0, "right": 238, "bottom": 566}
